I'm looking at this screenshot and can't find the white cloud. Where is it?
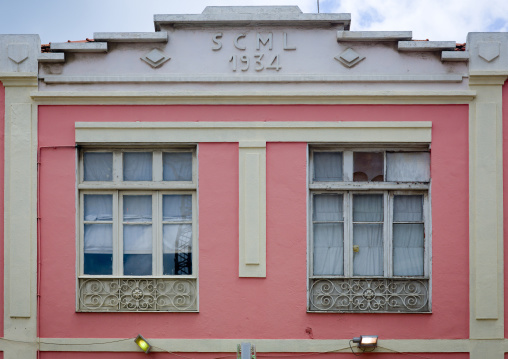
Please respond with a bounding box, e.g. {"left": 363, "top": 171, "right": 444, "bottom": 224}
{"left": 0, "top": 0, "right": 506, "bottom": 43}
{"left": 324, "top": 0, "right": 508, "bottom": 42}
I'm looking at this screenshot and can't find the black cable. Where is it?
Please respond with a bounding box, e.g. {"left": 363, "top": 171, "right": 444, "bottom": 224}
{"left": 378, "top": 346, "right": 432, "bottom": 359}
{"left": 151, "top": 345, "right": 200, "bottom": 359}
{"left": 0, "top": 337, "right": 133, "bottom": 346}
{"left": 349, "top": 340, "right": 360, "bottom": 356}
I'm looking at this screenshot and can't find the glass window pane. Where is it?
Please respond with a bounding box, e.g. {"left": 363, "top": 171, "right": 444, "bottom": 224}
{"left": 163, "top": 152, "right": 193, "bottom": 181}
{"left": 163, "top": 224, "right": 192, "bottom": 275}
{"left": 163, "top": 195, "right": 192, "bottom": 221}
{"left": 123, "top": 195, "right": 152, "bottom": 222}
{"left": 313, "top": 223, "right": 344, "bottom": 275}
{"left": 313, "top": 194, "right": 343, "bottom": 222}
{"left": 394, "top": 195, "right": 423, "bottom": 222}
{"left": 124, "top": 254, "right": 152, "bottom": 276}
{"left": 84, "top": 223, "right": 112, "bottom": 275}
{"left": 84, "top": 194, "right": 112, "bottom": 221}
{"left": 386, "top": 152, "right": 430, "bottom": 182}
{"left": 313, "top": 152, "right": 343, "bottom": 181}
{"left": 123, "top": 224, "right": 152, "bottom": 275}
{"left": 353, "top": 194, "right": 383, "bottom": 222}
{"left": 353, "top": 223, "right": 383, "bottom": 276}
{"left": 84, "top": 152, "right": 113, "bottom": 181}
{"left": 353, "top": 152, "right": 384, "bottom": 182}
{"left": 393, "top": 223, "right": 424, "bottom": 276}
{"left": 123, "top": 152, "right": 152, "bottom": 181}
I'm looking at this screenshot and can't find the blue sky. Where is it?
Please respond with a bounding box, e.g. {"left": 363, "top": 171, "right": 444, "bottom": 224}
{"left": 0, "top": 0, "right": 506, "bottom": 44}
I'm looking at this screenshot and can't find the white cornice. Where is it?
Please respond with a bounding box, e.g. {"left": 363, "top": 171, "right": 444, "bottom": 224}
{"left": 31, "top": 90, "right": 476, "bottom": 105}
{"left": 39, "top": 74, "right": 465, "bottom": 84}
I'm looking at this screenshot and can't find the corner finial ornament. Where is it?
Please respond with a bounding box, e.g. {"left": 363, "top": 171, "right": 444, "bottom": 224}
{"left": 478, "top": 41, "right": 500, "bottom": 62}
{"left": 7, "top": 44, "right": 29, "bottom": 64}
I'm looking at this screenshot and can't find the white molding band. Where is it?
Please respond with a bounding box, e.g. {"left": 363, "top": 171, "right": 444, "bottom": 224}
{"left": 31, "top": 90, "right": 476, "bottom": 105}
{"left": 40, "top": 74, "right": 465, "bottom": 84}
{"left": 34, "top": 338, "right": 471, "bottom": 353}
{"left": 75, "top": 121, "right": 432, "bottom": 144}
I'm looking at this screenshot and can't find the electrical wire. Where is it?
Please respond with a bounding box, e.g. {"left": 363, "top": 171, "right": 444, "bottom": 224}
{"left": 151, "top": 345, "right": 199, "bottom": 359}
{"left": 256, "top": 346, "right": 352, "bottom": 358}
{"left": 0, "top": 337, "right": 132, "bottom": 346}
{"left": 377, "top": 346, "right": 432, "bottom": 359}
{"left": 348, "top": 340, "right": 360, "bottom": 356}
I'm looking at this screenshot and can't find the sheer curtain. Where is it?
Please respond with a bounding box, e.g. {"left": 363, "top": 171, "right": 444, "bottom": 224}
{"left": 123, "top": 152, "right": 153, "bottom": 181}
{"left": 84, "top": 194, "right": 113, "bottom": 274}
{"left": 313, "top": 194, "right": 343, "bottom": 275}
{"left": 84, "top": 152, "right": 113, "bottom": 181}
{"left": 386, "top": 152, "right": 430, "bottom": 182}
{"left": 163, "top": 152, "right": 193, "bottom": 181}
{"left": 393, "top": 195, "right": 424, "bottom": 276}
{"left": 313, "top": 152, "right": 343, "bottom": 181}
{"left": 353, "top": 194, "right": 384, "bottom": 276}
{"left": 123, "top": 195, "right": 152, "bottom": 275}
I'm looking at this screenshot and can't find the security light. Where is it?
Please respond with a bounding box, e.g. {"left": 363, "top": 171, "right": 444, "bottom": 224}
{"left": 134, "top": 334, "right": 152, "bottom": 354}
{"left": 352, "top": 335, "right": 378, "bottom": 348}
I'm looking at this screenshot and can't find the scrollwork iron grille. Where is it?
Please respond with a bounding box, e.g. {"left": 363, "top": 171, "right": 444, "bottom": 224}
{"left": 309, "top": 278, "right": 429, "bottom": 313}
{"left": 78, "top": 278, "right": 197, "bottom": 312}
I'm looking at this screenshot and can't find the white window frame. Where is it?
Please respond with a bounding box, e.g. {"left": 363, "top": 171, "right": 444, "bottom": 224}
{"left": 77, "top": 147, "right": 199, "bottom": 312}
{"left": 308, "top": 146, "right": 431, "bottom": 313}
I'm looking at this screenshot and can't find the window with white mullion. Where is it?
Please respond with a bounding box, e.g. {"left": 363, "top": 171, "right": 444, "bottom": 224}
{"left": 423, "top": 193, "right": 430, "bottom": 278}
{"left": 112, "top": 151, "right": 122, "bottom": 183}
{"left": 311, "top": 192, "right": 345, "bottom": 276}
{"left": 162, "top": 192, "right": 194, "bottom": 275}
{"left": 153, "top": 151, "right": 163, "bottom": 182}
{"left": 384, "top": 192, "right": 392, "bottom": 277}
{"left": 352, "top": 192, "right": 384, "bottom": 276}
{"left": 82, "top": 191, "right": 116, "bottom": 275}
{"left": 392, "top": 192, "right": 425, "bottom": 277}
{"left": 120, "top": 192, "right": 155, "bottom": 276}
{"left": 343, "top": 192, "right": 352, "bottom": 277}
{"left": 343, "top": 151, "right": 353, "bottom": 182}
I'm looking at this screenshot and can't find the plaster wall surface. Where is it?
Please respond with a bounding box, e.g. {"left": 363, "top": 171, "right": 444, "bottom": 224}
{"left": 38, "top": 104, "right": 468, "bottom": 340}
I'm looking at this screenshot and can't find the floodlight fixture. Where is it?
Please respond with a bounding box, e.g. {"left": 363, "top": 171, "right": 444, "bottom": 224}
{"left": 134, "top": 334, "right": 152, "bottom": 354}
{"left": 352, "top": 335, "right": 378, "bottom": 348}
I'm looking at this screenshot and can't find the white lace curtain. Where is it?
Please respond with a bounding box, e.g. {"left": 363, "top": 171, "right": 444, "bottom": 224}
{"left": 393, "top": 195, "right": 424, "bottom": 276}
{"left": 84, "top": 194, "right": 113, "bottom": 254}
{"left": 353, "top": 194, "right": 384, "bottom": 276}
{"left": 313, "top": 194, "right": 344, "bottom": 275}
{"left": 313, "top": 194, "right": 424, "bottom": 276}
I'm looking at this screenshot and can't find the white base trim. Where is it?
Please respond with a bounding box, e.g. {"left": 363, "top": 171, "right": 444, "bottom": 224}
{"left": 33, "top": 338, "right": 471, "bottom": 353}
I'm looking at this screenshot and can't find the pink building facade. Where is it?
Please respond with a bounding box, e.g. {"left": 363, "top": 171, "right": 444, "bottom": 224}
{"left": 0, "top": 7, "right": 507, "bottom": 359}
